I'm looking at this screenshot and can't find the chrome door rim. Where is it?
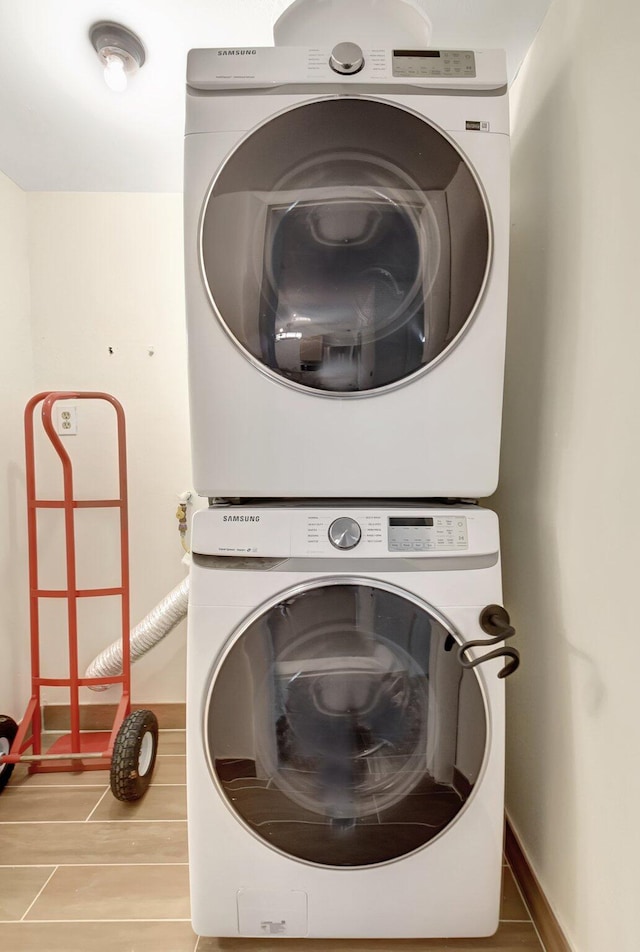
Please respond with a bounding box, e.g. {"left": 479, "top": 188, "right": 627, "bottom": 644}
{"left": 197, "top": 94, "right": 494, "bottom": 400}
{"left": 202, "top": 575, "right": 493, "bottom": 869}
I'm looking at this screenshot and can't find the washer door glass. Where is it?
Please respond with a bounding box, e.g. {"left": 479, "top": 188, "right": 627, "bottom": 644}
{"left": 201, "top": 98, "right": 490, "bottom": 394}
{"left": 205, "top": 581, "right": 487, "bottom": 867}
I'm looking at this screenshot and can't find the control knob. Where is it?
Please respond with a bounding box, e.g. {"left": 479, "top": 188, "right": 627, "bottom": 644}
{"left": 328, "top": 517, "right": 362, "bottom": 550}
{"left": 329, "top": 42, "right": 364, "bottom": 75}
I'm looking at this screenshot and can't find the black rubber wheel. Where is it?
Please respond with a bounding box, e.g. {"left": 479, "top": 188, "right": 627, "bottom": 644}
{"left": 110, "top": 709, "right": 158, "bottom": 802}
{"left": 0, "top": 715, "right": 18, "bottom": 794}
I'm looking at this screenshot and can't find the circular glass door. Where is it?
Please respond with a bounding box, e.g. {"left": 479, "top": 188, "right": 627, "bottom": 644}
{"left": 204, "top": 580, "right": 488, "bottom": 867}
{"left": 201, "top": 97, "right": 490, "bottom": 395}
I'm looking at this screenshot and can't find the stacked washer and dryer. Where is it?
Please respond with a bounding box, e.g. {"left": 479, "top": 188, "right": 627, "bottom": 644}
{"left": 183, "top": 0, "right": 518, "bottom": 940}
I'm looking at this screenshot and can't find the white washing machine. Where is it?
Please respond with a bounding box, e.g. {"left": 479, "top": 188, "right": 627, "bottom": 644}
{"left": 187, "top": 503, "right": 518, "bottom": 938}
{"left": 183, "top": 16, "right": 510, "bottom": 500}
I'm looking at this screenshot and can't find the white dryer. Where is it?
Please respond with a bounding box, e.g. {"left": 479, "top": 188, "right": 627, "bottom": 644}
{"left": 187, "top": 503, "right": 517, "bottom": 938}
{"left": 184, "top": 37, "right": 510, "bottom": 499}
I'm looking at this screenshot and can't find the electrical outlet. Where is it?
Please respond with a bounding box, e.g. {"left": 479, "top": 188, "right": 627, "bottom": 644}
{"left": 56, "top": 405, "right": 78, "bottom": 436}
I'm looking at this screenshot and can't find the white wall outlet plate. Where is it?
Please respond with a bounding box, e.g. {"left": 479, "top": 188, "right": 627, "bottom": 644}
{"left": 56, "top": 404, "right": 78, "bottom": 435}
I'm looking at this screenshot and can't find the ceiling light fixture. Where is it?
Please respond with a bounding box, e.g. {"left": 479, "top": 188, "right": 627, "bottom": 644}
{"left": 90, "top": 21, "right": 145, "bottom": 93}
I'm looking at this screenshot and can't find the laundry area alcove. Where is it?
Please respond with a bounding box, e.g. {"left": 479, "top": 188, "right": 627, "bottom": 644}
{"left": 1, "top": 2, "right": 638, "bottom": 951}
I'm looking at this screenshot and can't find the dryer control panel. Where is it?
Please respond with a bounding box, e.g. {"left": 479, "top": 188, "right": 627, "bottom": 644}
{"left": 186, "top": 46, "right": 505, "bottom": 91}
{"left": 391, "top": 49, "right": 476, "bottom": 79}
{"left": 191, "top": 506, "right": 497, "bottom": 559}
{"left": 387, "top": 515, "right": 468, "bottom": 551}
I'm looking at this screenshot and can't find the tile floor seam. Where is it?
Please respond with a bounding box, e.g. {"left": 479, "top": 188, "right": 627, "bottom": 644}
{"left": 0, "top": 819, "right": 188, "bottom": 824}
{"left": 2, "top": 917, "right": 194, "bottom": 924}
{"left": 0, "top": 861, "right": 189, "bottom": 870}
{"left": 509, "top": 867, "right": 548, "bottom": 952}
{"left": 501, "top": 868, "right": 532, "bottom": 924}
{"left": 39, "top": 730, "right": 186, "bottom": 735}
{"left": 6, "top": 784, "right": 109, "bottom": 789}
{"left": 84, "top": 786, "right": 112, "bottom": 822}
{"left": 0, "top": 865, "right": 56, "bottom": 869}
{"left": 19, "top": 865, "right": 58, "bottom": 922}
{"left": 87, "top": 818, "right": 188, "bottom": 824}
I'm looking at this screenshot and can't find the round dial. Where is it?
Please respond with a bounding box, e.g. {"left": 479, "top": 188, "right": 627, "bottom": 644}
{"left": 329, "top": 42, "right": 365, "bottom": 75}
{"left": 328, "top": 517, "right": 362, "bottom": 550}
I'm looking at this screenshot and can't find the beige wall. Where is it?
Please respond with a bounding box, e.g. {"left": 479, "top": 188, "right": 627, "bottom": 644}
{"left": 494, "top": 0, "right": 640, "bottom": 949}
{"left": 26, "top": 193, "right": 192, "bottom": 704}
{"left": 0, "top": 187, "right": 197, "bottom": 713}
{"left": 0, "top": 170, "right": 34, "bottom": 716}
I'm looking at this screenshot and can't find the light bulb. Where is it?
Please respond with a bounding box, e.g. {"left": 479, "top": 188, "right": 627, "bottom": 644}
{"left": 104, "top": 54, "right": 127, "bottom": 92}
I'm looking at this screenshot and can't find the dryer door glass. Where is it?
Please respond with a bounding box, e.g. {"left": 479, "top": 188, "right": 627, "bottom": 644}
{"left": 205, "top": 581, "right": 488, "bottom": 867}
{"left": 201, "top": 98, "right": 490, "bottom": 394}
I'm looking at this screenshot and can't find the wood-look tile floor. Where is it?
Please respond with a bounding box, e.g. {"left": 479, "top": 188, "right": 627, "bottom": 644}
{"left": 0, "top": 731, "right": 545, "bottom": 952}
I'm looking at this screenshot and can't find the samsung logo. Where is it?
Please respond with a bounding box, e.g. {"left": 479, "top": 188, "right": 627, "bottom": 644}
{"left": 217, "top": 49, "right": 257, "bottom": 56}
{"left": 222, "top": 515, "right": 261, "bottom": 522}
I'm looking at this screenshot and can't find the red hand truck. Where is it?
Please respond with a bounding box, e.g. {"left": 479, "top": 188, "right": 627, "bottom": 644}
{"left": 0, "top": 392, "right": 158, "bottom": 801}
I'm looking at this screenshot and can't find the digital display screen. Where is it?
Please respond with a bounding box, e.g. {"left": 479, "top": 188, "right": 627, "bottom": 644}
{"left": 389, "top": 518, "right": 434, "bottom": 527}
{"left": 393, "top": 50, "right": 441, "bottom": 58}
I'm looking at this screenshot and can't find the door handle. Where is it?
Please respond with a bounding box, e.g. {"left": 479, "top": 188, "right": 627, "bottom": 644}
{"left": 458, "top": 604, "right": 520, "bottom": 679}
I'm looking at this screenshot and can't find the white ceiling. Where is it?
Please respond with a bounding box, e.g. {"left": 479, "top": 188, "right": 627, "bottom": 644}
{"left": 0, "top": 0, "right": 551, "bottom": 192}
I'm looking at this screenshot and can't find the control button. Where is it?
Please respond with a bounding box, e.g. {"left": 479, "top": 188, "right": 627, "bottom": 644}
{"left": 329, "top": 42, "right": 365, "bottom": 75}
{"left": 328, "top": 517, "right": 361, "bottom": 550}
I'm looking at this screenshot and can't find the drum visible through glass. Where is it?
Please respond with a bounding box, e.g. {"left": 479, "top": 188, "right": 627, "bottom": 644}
{"left": 201, "top": 97, "right": 490, "bottom": 394}
{"left": 206, "top": 582, "right": 487, "bottom": 866}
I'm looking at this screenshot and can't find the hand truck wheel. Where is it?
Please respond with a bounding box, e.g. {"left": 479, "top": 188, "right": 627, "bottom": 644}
{"left": 110, "top": 709, "right": 158, "bottom": 802}
{"left": 0, "top": 715, "right": 18, "bottom": 794}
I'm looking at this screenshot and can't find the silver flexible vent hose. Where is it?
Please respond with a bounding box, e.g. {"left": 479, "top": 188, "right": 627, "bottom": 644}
{"left": 85, "top": 574, "right": 190, "bottom": 691}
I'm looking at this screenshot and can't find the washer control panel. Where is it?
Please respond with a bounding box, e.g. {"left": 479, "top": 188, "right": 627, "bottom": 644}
{"left": 305, "top": 512, "right": 468, "bottom": 553}
{"left": 387, "top": 516, "right": 468, "bottom": 552}
{"left": 392, "top": 49, "right": 476, "bottom": 78}
{"left": 191, "top": 507, "right": 488, "bottom": 559}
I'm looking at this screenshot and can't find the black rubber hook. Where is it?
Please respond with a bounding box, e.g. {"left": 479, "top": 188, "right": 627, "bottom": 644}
{"left": 458, "top": 605, "right": 520, "bottom": 678}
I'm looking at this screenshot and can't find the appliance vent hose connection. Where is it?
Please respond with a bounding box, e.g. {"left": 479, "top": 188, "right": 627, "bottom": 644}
{"left": 176, "top": 498, "right": 190, "bottom": 553}
{"left": 85, "top": 575, "right": 190, "bottom": 690}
